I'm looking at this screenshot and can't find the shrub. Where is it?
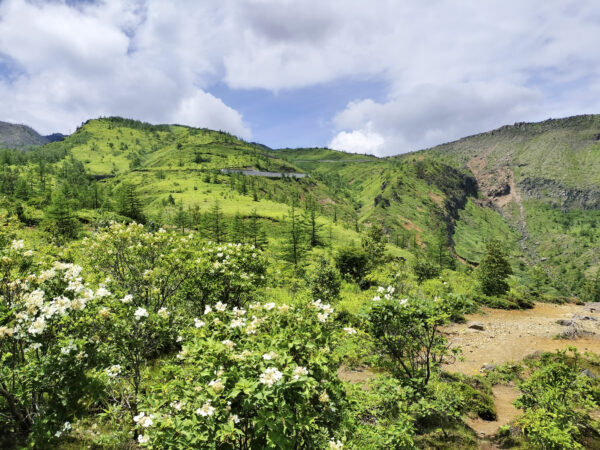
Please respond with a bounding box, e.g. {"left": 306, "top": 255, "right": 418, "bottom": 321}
{"left": 366, "top": 289, "right": 457, "bottom": 387}
{"left": 515, "top": 349, "right": 600, "bottom": 449}
{"left": 335, "top": 245, "right": 369, "bottom": 285}
{"left": 412, "top": 260, "right": 440, "bottom": 283}
{"left": 0, "top": 241, "right": 104, "bottom": 445}
{"left": 136, "top": 299, "right": 346, "bottom": 448}
{"left": 308, "top": 257, "right": 342, "bottom": 303}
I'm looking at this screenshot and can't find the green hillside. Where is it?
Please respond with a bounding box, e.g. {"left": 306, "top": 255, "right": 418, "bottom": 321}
{"left": 414, "top": 114, "right": 600, "bottom": 296}
{"left": 2, "top": 116, "right": 600, "bottom": 449}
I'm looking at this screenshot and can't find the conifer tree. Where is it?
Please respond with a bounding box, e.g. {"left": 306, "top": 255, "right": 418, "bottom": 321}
{"left": 248, "top": 209, "right": 267, "bottom": 250}
{"left": 117, "top": 183, "right": 145, "bottom": 223}
{"left": 283, "top": 201, "right": 305, "bottom": 268}
{"left": 174, "top": 203, "right": 188, "bottom": 233}
{"left": 44, "top": 186, "right": 80, "bottom": 241}
{"left": 478, "top": 239, "right": 513, "bottom": 296}
{"left": 205, "top": 201, "right": 226, "bottom": 243}
{"left": 302, "top": 199, "right": 324, "bottom": 247}
{"left": 231, "top": 212, "right": 246, "bottom": 244}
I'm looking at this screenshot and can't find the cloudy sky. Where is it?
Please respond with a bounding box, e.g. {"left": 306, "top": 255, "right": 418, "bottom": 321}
{"left": 1, "top": 0, "right": 600, "bottom": 156}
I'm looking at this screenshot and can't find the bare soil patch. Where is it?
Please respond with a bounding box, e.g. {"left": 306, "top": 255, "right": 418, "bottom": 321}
{"left": 444, "top": 302, "right": 600, "bottom": 375}
{"left": 337, "top": 365, "right": 377, "bottom": 385}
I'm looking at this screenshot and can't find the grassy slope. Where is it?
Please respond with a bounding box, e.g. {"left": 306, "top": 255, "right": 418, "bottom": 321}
{"left": 280, "top": 147, "right": 520, "bottom": 262}
{"left": 53, "top": 118, "right": 364, "bottom": 250}
{"left": 415, "top": 114, "right": 600, "bottom": 294}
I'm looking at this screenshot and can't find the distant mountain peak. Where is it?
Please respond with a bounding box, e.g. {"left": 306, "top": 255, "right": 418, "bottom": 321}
{"left": 0, "top": 120, "right": 49, "bottom": 149}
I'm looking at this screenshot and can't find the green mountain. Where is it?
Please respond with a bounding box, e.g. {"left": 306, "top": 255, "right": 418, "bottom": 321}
{"left": 2, "top": 115, "right": 599, "bottom": 297}
{"left": 0, "top": 120, "right": 49, "bottom": 148}
{"left": 279, "top": 115, "right": 600, "bottom": 297}
{"left": 2, "top": 115, "right": 600, "bottom": 449}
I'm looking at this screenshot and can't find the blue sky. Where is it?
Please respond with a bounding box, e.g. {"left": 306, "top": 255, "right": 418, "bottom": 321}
{"left": 207, "top": 78, "right": 389, "bottom": 148}
{"left": 1, "top": 0, "right": 600, "bottom": 156}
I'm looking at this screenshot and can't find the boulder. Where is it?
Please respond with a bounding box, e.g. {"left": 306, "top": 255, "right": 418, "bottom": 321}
{"left": 468, "top": 322, "right": 485, "bottom": 331}
{"left": 556, "top": 319, "right": 574, "bottom": 326}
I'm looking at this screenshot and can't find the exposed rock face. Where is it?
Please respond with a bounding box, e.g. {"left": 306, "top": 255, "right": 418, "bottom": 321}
{"left": 518, "top": 177, "right": 600, "bottom": 210}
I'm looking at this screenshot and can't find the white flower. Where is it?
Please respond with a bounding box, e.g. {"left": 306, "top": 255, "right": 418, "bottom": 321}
{"left": 208, "top": 379, "right": 224, "bottom": 393}
{"left": 138, "top": 434, "right": 149, "bottom": 444}
{"left": 259, "top": 367, "right": 283, "bottom": 387}
{"left": 343, "top": 327, "right": 357, "bottom": 335}
{"left": 319, "top": 391, "right": 330, "bottom": 403}
{"left": 221, "top": 339, "right": 235, "bottom": 349}
{"left": 170, "top": 401, "right": 183, "bottom": 411}
{"left": 232, "top": 307, "right": 246, "bottom": 317}
{"left": 278, "top": 304, "right": 290, "bottom": 313}
{"left": 399, "top": 298, "right": 408, "bottom": 306}
{"left": 204, "top": 305, "right": 212, "bottom": 315}
{"left": 133, "top": 412, "right": 153, "bottom": 428}
{"left": 215, "top": 301, "right": 227, "bottom": 312}
{"left": 329, "top": 439, "right": 344, "bottom": 449}
{"left": 293, "top": 366, "right": 308, "bottom": 380}
{"left": 38, "top": 268, "right": 56, "bottom": 282}
{"left": 263, "top": 302, "right": 276, "bottom": 311}
{"left": 134, "top": 307, "right": 149, "bottom": 320}
{"left": 54, "top": 431, "right": 62, "bottom": 438}
{"left": 95, "top": 287, "right": 111, "bottom": 298}
{"left": 70, "top": 297, "right": 87, "bottom": 311}
{"left": 230, "top": 318, "right": 245, "bottom": 328}
{"left": 372, "top": 296, "right": 381, "bottom": 302}
{"left": 387, "top": 286, "right": 395, "bottom": 294}
{"left": 196, "top": 401, "right": 215, "bottom": 417}
{"left": 106, "top": 365, "right": 122, "bottom": 377}
{"left": 24, "top": 289, "right": 44, "bottom": 313}
{"left": 98, "top": 307, "right": 110, "bottom": 319}
{"left": 60, "top": 342, "right": 77, "bottom": 355}
{"left": 158, "top": 307, "right": 170, "bottom": 319}
{"left": 62, "top": 421, "right": 71, "bottom": 432}
{"left": 194, "top": 318, "right": 205, "bottom": 328}
{"left": 28, "top": 317, "right": 46, "bottom": 335}
{"left": 11, "top": 239, "right": 24, "bottom": 250}
{"left": 0, "top": 326, "right": 14, "bottom": 339}
{"left": 229, "top": 414, "right": 240, "bottom": 424}
{"left": 377, "top": 286, "right": 385, "bottom": 293}
{"left": 384, "top": 294, "right": 391, "bottom": 300}
{"left": 262, "top": 351, "right": 277, "bottom": 360}
{"left": 317, "top": 313, "right": 329, "bottom": 323}
{"left": 176, "top": 335, "right": 183, "bottom": 343}
{"left": 29, "top": 342, "right": 42, "bottom": 351}
{"left": 121, "top": 294, "right": 133, "bottom": 304}
{"left": 321, "top": 304, "right": 334, "bottom": 315}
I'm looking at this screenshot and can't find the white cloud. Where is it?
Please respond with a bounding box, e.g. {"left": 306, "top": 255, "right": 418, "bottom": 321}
{"left": 0, "top": 0, "right": 250, "bottom": 137}
{"left": 331, "top": 82, "right": 543, "bottom": 154}
{"left": 1, "top": 0, "right": 600, "bottom": 152}
{"left": 329, "top": 124, "right": 385, "bottom": 156}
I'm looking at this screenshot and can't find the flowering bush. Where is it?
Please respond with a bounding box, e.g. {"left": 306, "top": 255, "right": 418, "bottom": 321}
{"left": 366, "top": 287, "right": 457, "bottom": 387}
{"left": 0, "top": 240, "right": 104, "bottom": 444}
{"left": 136, "top": 298, "right": 346, "bottom": 448}
{"left": 83, "top": 223, "right": 267, "bottom": 315}
{"left": 187, "top": 241, "right": 267, "bottom": 311}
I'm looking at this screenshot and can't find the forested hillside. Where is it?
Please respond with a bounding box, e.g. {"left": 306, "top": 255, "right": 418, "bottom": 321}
{"left": 1, "top": 116, "right": 599, "bottom": 449}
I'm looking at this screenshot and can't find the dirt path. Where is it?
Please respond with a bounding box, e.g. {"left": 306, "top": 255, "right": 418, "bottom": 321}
{"left": 445, "top": 302, "right": 600, "bottom": 438}
{"left": 465, "top": 384, "right": 521, "bottom": 438}
{"left": 444, "top": 302, "right": 600, "bottom": 375}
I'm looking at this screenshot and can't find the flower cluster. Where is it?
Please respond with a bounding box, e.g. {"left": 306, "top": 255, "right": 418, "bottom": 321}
{"left": 312, "top": 299, "right": 335, "bottom": 322}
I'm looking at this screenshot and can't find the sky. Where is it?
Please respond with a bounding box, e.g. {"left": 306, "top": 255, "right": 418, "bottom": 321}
{"left": 1, "top": 1, "right": 600, "bottom": 156}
